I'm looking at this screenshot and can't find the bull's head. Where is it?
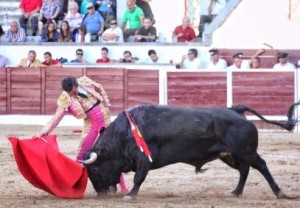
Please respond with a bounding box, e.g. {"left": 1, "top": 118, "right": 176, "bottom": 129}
{"left": 81, "top": 148, "right": 123, "bottom": 195}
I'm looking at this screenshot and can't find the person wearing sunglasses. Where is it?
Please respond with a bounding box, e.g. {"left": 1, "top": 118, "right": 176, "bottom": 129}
{"left": 71, "top": 48, "right": 88, "bottom": 64}
{"left": 101, "top": 19, "right": 124, "bottom": 43}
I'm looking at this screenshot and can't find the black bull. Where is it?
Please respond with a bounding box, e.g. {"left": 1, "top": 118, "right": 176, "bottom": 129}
{"left": 83, "top": 103, "right": 299, "bottom": 198}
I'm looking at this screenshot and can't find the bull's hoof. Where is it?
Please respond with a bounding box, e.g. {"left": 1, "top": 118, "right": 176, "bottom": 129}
{"left": 276, "top": 190, "right": 284, "bottom": 199}
{"left": 122, "top": 195, "right": 133, "bottom": 201}
{"left": 231, "top": 190, "right": 242, "bottom": 197}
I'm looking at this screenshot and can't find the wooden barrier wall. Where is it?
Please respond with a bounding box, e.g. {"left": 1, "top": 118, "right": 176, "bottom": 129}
{"left": 0, "top": 68, "right": 298, "bottom": 124}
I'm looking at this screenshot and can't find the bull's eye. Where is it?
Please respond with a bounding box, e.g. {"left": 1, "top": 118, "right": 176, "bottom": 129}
{"left": 92, "top": 166, "right": 100, "bottom": 174}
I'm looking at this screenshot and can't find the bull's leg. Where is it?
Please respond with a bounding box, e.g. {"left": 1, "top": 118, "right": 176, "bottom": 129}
{"left": 220, "top": 156, "right": 250, "bottom": 196}
{"left": 249, "top": 154, "right": 282, "bottom": 198}
{"left": 126, "top": 157, "right": 151, "bottom": 197}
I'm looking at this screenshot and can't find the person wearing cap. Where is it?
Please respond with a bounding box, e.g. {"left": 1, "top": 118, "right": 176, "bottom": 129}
{"left": 82, "top": 2, "right": 105, "bottom": 41}
{"left": 206, "top": 49, "right": 227, "bottom": 69}
{"left": 227, "top": 52, "right": 248, "bottom": 70}
{"left": 273, "top": 52, "right": 296, "bottom": 69}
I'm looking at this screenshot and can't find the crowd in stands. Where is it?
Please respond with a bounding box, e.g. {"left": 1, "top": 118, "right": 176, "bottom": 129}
{"left": 0, "top": 45, "right": 298, "bottom": 70}
{"left": 0, "top": 0, "right": 207, "bottom": 43}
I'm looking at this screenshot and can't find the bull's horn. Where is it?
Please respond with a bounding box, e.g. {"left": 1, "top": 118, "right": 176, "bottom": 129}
{"left": 79, "top": 152, "right": 98, "bottom": 164}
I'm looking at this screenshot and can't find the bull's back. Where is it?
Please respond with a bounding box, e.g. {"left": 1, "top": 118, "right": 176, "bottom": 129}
{"left": 136, "top": 105, "right": 251, "bottom": 168}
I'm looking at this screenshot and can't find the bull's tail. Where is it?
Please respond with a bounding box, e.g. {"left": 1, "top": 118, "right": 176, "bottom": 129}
{"left": 229, "top": 102, "right": 300, "bottom": 131}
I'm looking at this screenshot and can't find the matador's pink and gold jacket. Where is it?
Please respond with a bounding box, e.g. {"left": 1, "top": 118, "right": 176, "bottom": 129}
{"left": 42, "top": 76, "right": 111, "bottom": 134}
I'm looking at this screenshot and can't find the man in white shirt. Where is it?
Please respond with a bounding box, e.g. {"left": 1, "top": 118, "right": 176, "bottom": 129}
{"left": 198, "top": 0, "right": 226, "bottom": 38}
{"left": 206, "top": 49, "right": 227, "bottom": 69}
{"left": 180, "top": 48, "right": 202, "bottom": 69}
{"left": 227, "top": 52, "right": 253, "bottom": 70}
{"left": 273, "top": 52, "right": 296, "bottom": 69}
{"left": 145, "top": 49, "right": 169, "bottom": 64}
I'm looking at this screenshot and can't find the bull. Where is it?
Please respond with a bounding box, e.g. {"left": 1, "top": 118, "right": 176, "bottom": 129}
{"left": 82, "top": 103, "right": 299, "bottom": 199}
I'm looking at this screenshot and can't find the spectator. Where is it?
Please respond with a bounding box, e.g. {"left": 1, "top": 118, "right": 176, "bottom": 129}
{"left": 136, "top": 0, "right": 155, "bottom": 24}
{"left": 121, "top": 0, "right": 144, "bottom": 42}
{"left": 249, "top": 49, "right": 266, "bottom": 69}
{"left": 273, "top": 52, "right": 296, "bottom": 69}
{"left": 82, "top": 2, "right": 105, "bottom": 42}
{"left": 145, "top": 49, "right": 169, "bottom": 64}
{"left": 3, "top": 21, "right": 26, "bottom": 43}
{"left": 135, "top": 17, "right": 157, "bottom": 42}
{"left": 198, "top": 0, "right": 226, "bottom": 39}
{"left": 64, "top": 1, "right": 83, "bottom": 41}
{"left": 75, "top": 24, "right": 91, "bottom": 43}
{"left": 180, "top": 48, "right": 202, "bottom": 69}
{"left": 101, "top": 19, "right": 124, "bottom": 43}
{"left": 71, "top": 48, "right": 88, "bottom": 63}
{"left": 93, "top": 0, "right": 117, "bottom": 28}
{"left": 19, "top": 50, "right": 41, "bottom": 68}
{"left": 0, "top": 54, "right": 10, "bottom": 67}
{"left": 206, "top": 49, "right": 227, "bottom": 69}
{"left": 59, "top": 21, "right": 72, "bottom": 42}
{"left": 227, "top": 52, "right": 245, "bottom": 70}
{"left": 119, "top": 50, "right": 136, "bottom": 63}
{"left": 40, "top": 21, "right": 59, "bottom": 42}
{"left": 41, "top": 51, "right": 62, "bottom": 66}
{"left": 19, "top": 0, "right": 42, "bottom": 36}
{"left": 38, "top": 0, "right": 61, "bottom": 35}
{"left": 0, "top": 25, "right": 5, "bottom": 42}
{"left": 96, "top": 47, "right": 111, "bottom": 63}
{"left": 173, "top": 17, "right": 196, "bottom": 43}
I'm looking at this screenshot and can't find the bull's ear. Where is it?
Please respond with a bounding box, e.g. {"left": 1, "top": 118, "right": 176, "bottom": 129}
{"left": 98, "top": 146, "right": 108, "bottom": 157}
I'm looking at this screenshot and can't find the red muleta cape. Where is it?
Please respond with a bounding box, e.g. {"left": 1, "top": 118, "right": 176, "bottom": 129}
{"left": 9, "top": 135, "right": 88, "bottom": 199}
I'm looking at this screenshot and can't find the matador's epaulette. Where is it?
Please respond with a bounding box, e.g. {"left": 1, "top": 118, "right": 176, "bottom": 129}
{"left": 77, "top": 76, "right": 92, "bottom": 85}
{"left": 57, "top": 92, "right": 71, "bottom": 108}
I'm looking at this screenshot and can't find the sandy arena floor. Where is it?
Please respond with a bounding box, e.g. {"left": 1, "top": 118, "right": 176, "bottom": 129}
{"left": 0, "top": 125, "right": 299, "bottom": 208}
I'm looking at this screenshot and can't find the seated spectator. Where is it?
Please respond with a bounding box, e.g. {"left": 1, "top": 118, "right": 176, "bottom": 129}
{"left": 198, "top": 0, "right": 226, "bottom": 39}
{"left": 0, "top": 54, "right": 10, "bottom": 67}
{"left": 136, "top": 0, "right": 155, "bottom": 24}
{"left": 41, "top": 51, "right": 61, "bottom": 67}
{"left": 3, "top": 21, "right": 26, "bottom": 43}
{"left": 101, "top": 19, "right": 124, "bottom": 43}
{"left": 40, "top": 21, "right": 59, "bottom": 42}
{"left": 206, "top": 49, "right": 227, "bottom": 69}
{"left": 19, "top": 0, "right": 42, "bottom": 36}
{"left": 75, "top": 24, "right": 91, "bottom": 43}
{"left": 71, "top": 48, "right": 88, "bottom": 63}
{"left": 273, "top": 52, "right": 296, "bottom": 69}
{"left": 119, "top": 50, "right": 136, "bottom": 63}
{"left": 19, "top": 50, "right": 41, "bottom": 68}
{"left": 249, "top": 49, "right": 266, "bottom": 69}
{"left": 96, "top": 47, "right": 111, "bottom": 63}
{"left": 0, "top": 25, "right": 5, "bottom": 42}
{"left": 135, "top": 17, "right": 157, "bottom": 42}
{"left": 59, "top": 21, "right": 72, "bottom": 42}
{"left": 38, "top": 0, "right": 61, "bottom": 35}
{"left": 64, "top": 1, "right": 83, "bottom": 41}
{"left": 227, "top": 52, "right": 248, "bottom": 70}
{"left": 145, "top": 49, "right": 169, "bottom": 64}
{"left": 121, "top": 0, "right": 144, "bottom": 42}
{"left": 173, "top": 17, "right": 196, "bottom": 43}
{"left": 82, "top": 2, "right": 105, "bottom": 42}
{"left": 93, "top": 0, "right": 117, "bottom": 28}
{"left": 180, "top": 48, "right": 202, "bottom": 69}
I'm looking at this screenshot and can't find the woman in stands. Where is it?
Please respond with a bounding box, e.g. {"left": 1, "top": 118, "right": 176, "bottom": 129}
{"left": 64, "top": 1, "right": 83, "bottom": 41}
{"left": 40, "top": 21, "right": 59, "bottom": 42}
{"left": 59, "top": 21, "right": 72, "bottom": 42}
